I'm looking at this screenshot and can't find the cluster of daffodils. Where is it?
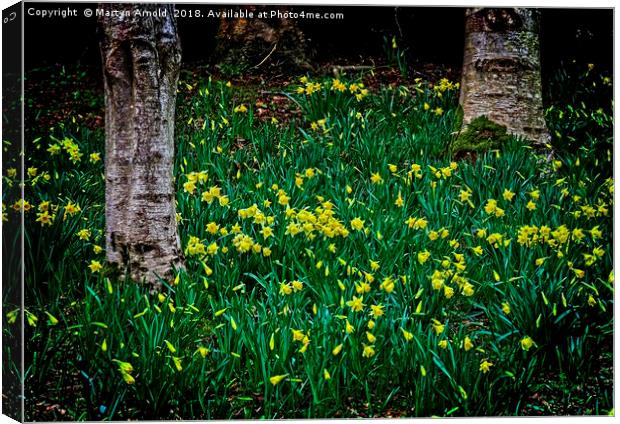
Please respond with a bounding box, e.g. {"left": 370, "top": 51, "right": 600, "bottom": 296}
{"left": 285, "top": 201, "right": 349, "bottom": 240}
{"left": 279, "top": 280, "right": 304, "bottom": 296}
{"left": 294, "top": 76, "right": 369, "bottom": 102}
{"left": 426, "top": 253, "right": 475, "bottom": 298}
{"left": 432, "top": 77, "right": 460, "bottom": 95}
{"left": 182, "top": 170, "right": 209, "bottom": 194}
{"left": 45, "top": 137, "right": 84, "bottom": 164}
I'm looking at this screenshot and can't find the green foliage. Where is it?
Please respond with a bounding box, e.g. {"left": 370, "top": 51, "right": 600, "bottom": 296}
{"left": 383, "top": 35, "right": 409, "bottom": 78}
{"left": 544, "top": 62, "right": 613, "bottom": 178}
{"left": 10, "top": 64, "right": 613, "bottom": 420}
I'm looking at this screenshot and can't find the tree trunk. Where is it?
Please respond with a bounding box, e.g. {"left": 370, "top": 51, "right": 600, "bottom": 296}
{"left": 99, "top": 4, "right": 184, "bottom": 290}
{"left": 458, "top": 8, "right": 550, "bottom": 148}
{"left": 213, "top": 6, "right": 311, "bottom": 74}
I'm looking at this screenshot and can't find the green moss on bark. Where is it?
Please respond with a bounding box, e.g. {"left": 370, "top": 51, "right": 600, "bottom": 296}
{"left": 452, "top": 116, "right": 512, "bottom": 155}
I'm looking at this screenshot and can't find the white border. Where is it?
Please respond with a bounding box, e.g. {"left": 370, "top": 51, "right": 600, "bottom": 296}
{"left": 0, "top": 1, "right": 616, "bottom": 424}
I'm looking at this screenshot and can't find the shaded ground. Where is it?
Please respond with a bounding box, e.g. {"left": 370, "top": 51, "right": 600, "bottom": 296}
{"left": 520, "top": 338, "right": 613, "bottom": 416}
{"left": 25, "top": 59, "right": 462, "bottom": 134}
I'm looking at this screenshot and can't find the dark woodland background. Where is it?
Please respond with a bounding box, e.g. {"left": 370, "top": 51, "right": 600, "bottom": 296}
{"left": 24, "top": 5, "right": 613, "bottom": 75}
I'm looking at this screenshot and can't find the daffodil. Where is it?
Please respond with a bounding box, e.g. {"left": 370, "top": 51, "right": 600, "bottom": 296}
{"left": 379, "top": 276, "right": 395, "bottom": 293}
{"left": 462, "top": 283, "right": 475, "bottom": 296}
{"left": 89, "top": 260, "right": 103, "bottom": 273}
{"left": 291, "top": 329, "right": 305, "bottom": 342}
{"left": 332, "top": 344, "right": 343, "bottom": 356}
{"left": 270, "top": 374, "right": 288, "bottom": 385}
{"left": 417, "top": 250, "right": 431, "bottom": 264}
{"left": 502, "top": 189, "right": 515, "bottom": 201}
{"left": 44, "top": 311, "right": 59, "bottom": 325}
{"left": 480, "top": 360, "right": 493, "bottom": 373}
{"left": 431, "top": 319, "right": 445, "bottom": 335}
{"left": 395, "top": 191, "right": 404, "bottom": 207}
{"left": 362, "top": 343, "right": 375, "bottom": 358}
{"left": 401, "top": 328, "right": 413, "bottom": 341}
{"left": 350, "top": 217, "right": 364, "bottom": 231}
{"left": 370, "top": 304, "right": 384, "bottom": 318}
{"left": 370, "top": 172, "right": 383, "bottom": 184}
{"left": 206, "top": 222, "right": 219, "bottom": 234}
{"left": 77, "top": 228, "right": 91, "bottom": 240}
{"left": 484, "top": 199, "right": 497, "bottom": 215}
{"left": 520, "top": 336, "right": 535, "bottom": 351}
{"left": 278, "top": 193, "right": 290, "bottom": 205}
{"left": 113, "top": 359, "right": 134, "bottom": 374}
{"left": 121, "top": 371, "right": 135, "bottom": 385}
{"left": 183, "top": 180, "right": 196, "bottom": 194}
{"left": 206, "top": 242, "right": 218, "bottom": 255}
{"left": 63, "top": 202, "right": 81, "bottom": 219}
{"left": 260, "top": 226, "right": 274, "bottom": 239}
{"left": 323, "top": 368, "right": 331, "bottom": 380}
{"left": 346, "top": 295, "right": 365, "bottom": 312}
{"left": 463, "top": 336, "right": 473, "bottom": 351}
{"left": 164, "top": 340, "right": 176, "bottom": 353}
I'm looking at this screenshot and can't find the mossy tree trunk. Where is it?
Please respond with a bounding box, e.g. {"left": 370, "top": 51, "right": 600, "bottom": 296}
{"left": 213, "top": 6, "right": 311, "bottom": 73}
{"left": 458, "top": 8, "right": 550, "bottom": 148}
{"left": 99, "top": 4, "right": 184, "bottom": 290}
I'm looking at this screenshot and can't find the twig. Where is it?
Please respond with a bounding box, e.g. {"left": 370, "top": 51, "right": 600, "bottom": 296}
{"left": 253, "top": 43, "right": 278, "bottom": 69}
{"left": 331, "top": 65, "right": 375, "bottom": 71}
{"left": 395, "top": 7, "right": 404, "bottom": 40}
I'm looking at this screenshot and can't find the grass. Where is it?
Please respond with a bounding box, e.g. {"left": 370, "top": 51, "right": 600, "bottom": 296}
{"left": 3, "top": 62, "right": 613, "bottom": 420}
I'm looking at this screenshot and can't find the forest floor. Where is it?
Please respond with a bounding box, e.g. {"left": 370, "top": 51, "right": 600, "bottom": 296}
{"left": 24, "top": 60, "right": 461, "bottom": 132}
{"left": 15, "top": 59, "right": 614, "bottom": 420}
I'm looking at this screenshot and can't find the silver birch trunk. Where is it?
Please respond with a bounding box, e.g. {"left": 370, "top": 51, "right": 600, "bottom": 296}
{"left": 459, "top": 8, "right": 550, "bottom": 147}
{"left": 99, "top": 4, "right": 184, "bottom": 290}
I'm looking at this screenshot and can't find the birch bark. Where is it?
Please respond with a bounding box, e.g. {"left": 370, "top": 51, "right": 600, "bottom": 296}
{"left": 459, "top": 8, "right": 550, "bottom": 147}
{"left": 99, "top": 4, "right": 184, "bottom": 290}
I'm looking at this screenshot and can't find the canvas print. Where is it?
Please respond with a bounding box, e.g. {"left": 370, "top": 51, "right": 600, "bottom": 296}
{"left": 1, "top": 1, "right": 614, "bottom": 420}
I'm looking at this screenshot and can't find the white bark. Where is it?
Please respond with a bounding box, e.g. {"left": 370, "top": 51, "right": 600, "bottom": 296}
{"left": 99, "top": 4, "right": 184, "bottom": 289}
{"left": 459, "top": 8, "right": 550, "bottom": 147}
